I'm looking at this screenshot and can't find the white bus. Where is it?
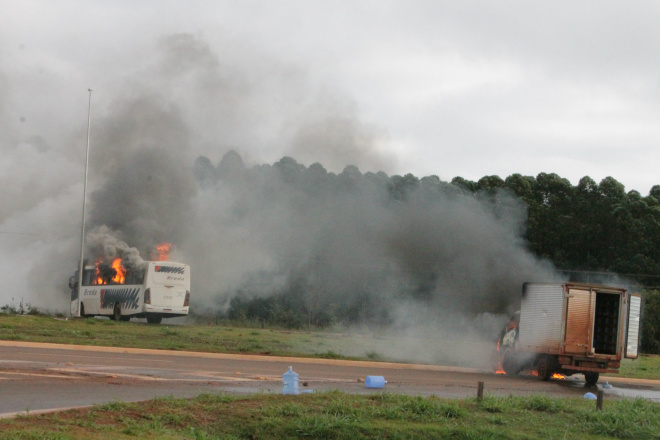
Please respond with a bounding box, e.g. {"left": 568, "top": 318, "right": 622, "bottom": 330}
{"left": 69, "top": 261, "right": 190, "bottom": 324}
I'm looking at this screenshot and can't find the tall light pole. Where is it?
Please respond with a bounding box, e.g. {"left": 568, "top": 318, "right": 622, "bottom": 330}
{"left": 74, "top": 89, "right": 93, "bottom": 317}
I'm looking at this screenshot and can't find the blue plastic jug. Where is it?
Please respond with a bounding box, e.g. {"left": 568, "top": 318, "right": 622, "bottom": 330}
{"left": 282, "top": 366, "right": 300, "bottom": 395}
{"left": 365, "top": 375, "right": 387, "bottom": 388}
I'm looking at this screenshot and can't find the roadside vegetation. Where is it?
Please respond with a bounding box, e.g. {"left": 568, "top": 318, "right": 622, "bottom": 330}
{"left": 0, "top": 313, "right": 491, "bottom": 365}
{"left": 1, "top": 314, "right": 659, "bottom": 380}
{"left": 1, "top": 391, "right": 659, "bottom": 439}
{"left": 0, "top": 314, "right": 350, "bottom": 360}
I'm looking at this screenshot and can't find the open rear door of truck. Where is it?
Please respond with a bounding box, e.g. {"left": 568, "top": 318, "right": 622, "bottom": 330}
{"left": 625, "top": 294, "right": 642, "bottom": 359}
{"left": 564, "top": 288, "right": 595, "bottom": 355}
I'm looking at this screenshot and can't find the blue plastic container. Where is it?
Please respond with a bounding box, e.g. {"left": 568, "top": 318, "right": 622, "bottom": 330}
{"left": 282, "top": 366, "right": 300, "bottom": 395}
{"left": 365, "top": 375, "right": 387, "bottom": 388}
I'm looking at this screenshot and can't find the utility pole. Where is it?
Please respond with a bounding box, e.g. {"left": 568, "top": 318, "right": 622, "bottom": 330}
{"left": 74, "top": 89, "right": 93, "bottom": 317}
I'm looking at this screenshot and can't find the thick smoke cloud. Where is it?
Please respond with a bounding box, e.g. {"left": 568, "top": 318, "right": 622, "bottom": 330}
{"left": 0, "top": 32, "right": 393, "bottom": 310}
{"left": 87, "top": 96, "right": 197, "bottom": 254}
{"left": 0, "top": 32, "right": 559, "bottom": 365}
{"left": 182, "top": 153, "right": 559, "bottom": 365}
{"left": 185, "top": 154, "right": 558, "bottom": 318}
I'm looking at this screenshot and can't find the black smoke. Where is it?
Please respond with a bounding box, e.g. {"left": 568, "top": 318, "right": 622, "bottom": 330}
{"left": 185, "top": 152, "right": 558, "bottom": 323}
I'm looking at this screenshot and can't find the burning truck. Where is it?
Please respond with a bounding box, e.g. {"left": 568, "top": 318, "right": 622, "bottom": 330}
{"left": 497, "top": 282, "right": 641, "bottom": 385}
{"left": 69, "top": 251, "right": 190, "bottom": 324}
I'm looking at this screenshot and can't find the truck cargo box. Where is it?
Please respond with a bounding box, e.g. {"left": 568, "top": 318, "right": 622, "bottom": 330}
{"left": 498, "top": 282, "right": 641, "bottom": 385}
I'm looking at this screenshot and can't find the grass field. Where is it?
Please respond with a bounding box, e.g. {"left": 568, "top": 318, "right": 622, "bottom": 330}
{"left": 0, "top": 314, "right": 498, "bottom": 367}
{"left": 1, "top": 391, "right": 659, "bottom": 439}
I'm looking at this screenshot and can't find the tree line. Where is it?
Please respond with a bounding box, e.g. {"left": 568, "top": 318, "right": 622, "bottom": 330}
{"left": 455, "top": 173, "right": 660, "bottom": 285}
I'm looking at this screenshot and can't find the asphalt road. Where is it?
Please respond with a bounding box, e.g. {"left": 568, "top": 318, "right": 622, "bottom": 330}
{"left": 1, "top": 341, "right": 659, "bottom": 418}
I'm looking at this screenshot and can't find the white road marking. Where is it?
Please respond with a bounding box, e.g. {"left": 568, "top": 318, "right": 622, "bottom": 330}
{"left": 14, "top": 351, "right": 174, "bottom": 363}
{"left": 0, "top": 371, "right": 77, "bottom": 379}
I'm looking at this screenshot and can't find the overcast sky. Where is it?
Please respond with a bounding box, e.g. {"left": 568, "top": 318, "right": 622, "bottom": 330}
{"left": 2, "top": 0, "right": 659, "bottom": 193}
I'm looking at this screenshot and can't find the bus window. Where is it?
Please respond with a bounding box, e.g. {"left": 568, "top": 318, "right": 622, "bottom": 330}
{"left": 125, "top": 267, "right": 145, "bottom": 285}
{"left": 82, "top": 268, "right": 95, "bottom": 286}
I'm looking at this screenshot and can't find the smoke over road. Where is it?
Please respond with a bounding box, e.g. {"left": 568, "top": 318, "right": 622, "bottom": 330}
{"left": 185, "top": 152, "right": 560, "bottom": 365}
{"left": 1, "top": 33, "right": 559, "bottom": 365}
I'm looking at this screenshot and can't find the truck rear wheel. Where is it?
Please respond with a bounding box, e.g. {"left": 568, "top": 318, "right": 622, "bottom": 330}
{"left": 584, "top": 372, "right": 599, "bottom": 386}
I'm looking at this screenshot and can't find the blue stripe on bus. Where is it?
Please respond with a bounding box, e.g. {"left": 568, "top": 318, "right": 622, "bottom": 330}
{"left": 100, "top": 287, "right": 140, "bottom": 310}
{"left": 155, "top": 266, "right": 185, "bottom": 274}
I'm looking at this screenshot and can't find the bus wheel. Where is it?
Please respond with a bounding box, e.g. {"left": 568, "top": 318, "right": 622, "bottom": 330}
{"left": 80, "top": 303, "right": 86, "bottom": 318}
{"left": 120, "top": 316, "right": 131, "bottom": 322}
{"left": 113, "top": 303, "right": 122, "bottom": 322}
{"left": 147, "top": 315, "right": 162, "bottom": 324}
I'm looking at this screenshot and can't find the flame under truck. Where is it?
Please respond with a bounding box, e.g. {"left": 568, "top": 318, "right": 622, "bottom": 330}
{"left": 498, "top": 282, "right": 641, "bottom": 385}
{"left": 70, "top": 261, "right": 190, "bottom": 324}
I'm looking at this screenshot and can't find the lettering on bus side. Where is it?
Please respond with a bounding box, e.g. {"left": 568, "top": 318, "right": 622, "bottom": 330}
{"left": 100, "top": 288, "right": 140, "bottom": 310}
{"left": 83, "top": 289, "right": 98, "bottom": 297}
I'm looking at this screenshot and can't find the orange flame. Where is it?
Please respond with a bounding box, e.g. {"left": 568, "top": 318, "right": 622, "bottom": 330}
{"left": 529, "top": 371, "right": 565, "bottom": 379}
{"left": 94, "top": 257, "right": 126, "bottom": 285}
{"left": 94, "top": 258, "right": 104, "bottom": 285}
{"left": 111, "top": 258, "right": 125, "bottom": 283}
{"left": 153, "top": 242, "right": 172, "bottom": 261}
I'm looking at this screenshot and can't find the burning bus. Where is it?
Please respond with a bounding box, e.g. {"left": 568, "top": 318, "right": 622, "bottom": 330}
{"left": 69, "top": 258, "right": 190, "bottom": 324}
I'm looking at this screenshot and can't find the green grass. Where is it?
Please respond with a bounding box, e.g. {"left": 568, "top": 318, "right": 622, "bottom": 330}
{"left": 0, "top": 314, "right": 319, "bottom": 358}
{"left": 1, "top": 392, "right": 658, "bottom": 439}
{"left": 614, "top": 354, "right": 660, "bottom": 381}
{"left": 1, "top": 314, "right": 486, "bottom": 365}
